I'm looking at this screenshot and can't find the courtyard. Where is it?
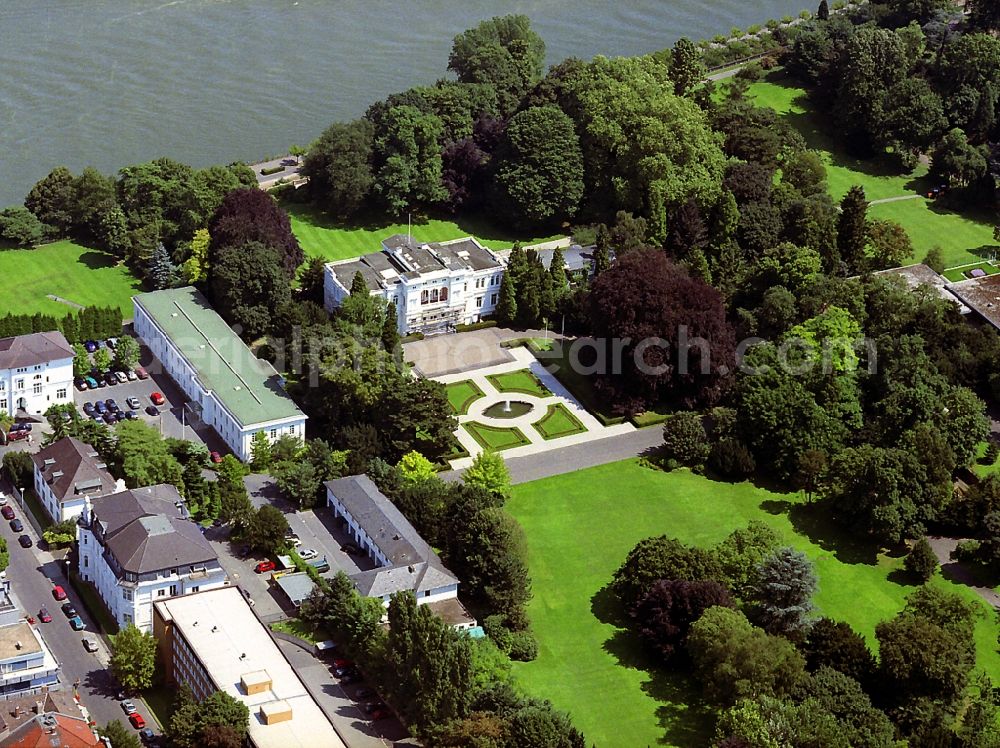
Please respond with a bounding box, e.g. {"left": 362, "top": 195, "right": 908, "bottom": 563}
{"left": 435, "top": 346, "right": 634, "bottom": 469}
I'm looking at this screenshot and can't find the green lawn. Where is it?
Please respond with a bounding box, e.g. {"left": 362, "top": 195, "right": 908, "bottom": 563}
{"left": 486, "top": 369, "right": 550, "bottom": 397}
{"left": 462, "top": 422, "right": 531, "bottom": 451}
{"left": 942, "top": 261, "right": 1000, "bottom": 283}
{"left": 0, "top": 240, "right": 144, "bottom": 318}
{"left": 270, "top": 617, "right": 328, "bottom": 644}
{"left": 529, "top": 344, "right": 625, "bottom": 426}
{"left": 508, "top": 460, "right": 1000, "bottom": 748}
{"left": 745, "top": 74, "right": 999, "bottom": 268}
{"left": 142, "top": 685, "right": 176, "bottom": 730}
{"left": 445, "top": 380, "right": 486, "bottom": 415}
{"left": 284, "top": 203, "right": 564, "bottom": 263}
{"left": 533, "top": 403, "right": 587, "bottom": 440}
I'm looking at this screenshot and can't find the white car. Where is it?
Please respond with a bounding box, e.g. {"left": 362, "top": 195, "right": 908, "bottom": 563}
{"left": 115, "top": 371, "right": 128, "bottom": 384}
{"left": 299, "top": 548, "right": 318, "bottom": 560}
{"left": 286, "top": 534, "right": 302, "bottom": 547}
{"left": 126, "top": 370, "right": 138, "bottom": 381}
{"left": 0, "top": 494, "right": 7, "bottom": 507}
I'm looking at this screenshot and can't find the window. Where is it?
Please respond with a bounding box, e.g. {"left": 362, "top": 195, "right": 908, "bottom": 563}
{"left": 440, "top": 287, "right": 448, "bottom": 302}
{"left": 191, "top": 586, "right": 199, "bottom": 593}
{"left": 0, "top": 401, "right": 5, "bottom": 412}
{"left": 124, "top": 614, "right": 133, "bottom": 624}
{"left": 33, "top": 374, "right": 41, "bottom": 380}
{"left": 123, "top": 589, "right": 133, "bottom": 601}
{"left": 33, "top": 365, "right": 41, "bottom": 371}
{"left": 475, "top": 297, "right": 483, "bottom": 307}
{"left": 169, "top": 584, "right": 177, "bottom": 596}
{"left": 157, "top": 589, "right": 166, "bottom": 597}
{"left": 0, "top": 382, "right": 5, "bottom": 390}
{"left": 15, "top": 380, "right": 23, "bottom": 390}
{"left": 424, "top": 590, "right": 431, "bottom": 597}
{"left": 56, "top": 389, "right": 66, "bottom": 399}
{"left": 491, "top": 293, "right": 498, "bottom": 306}
{"left": 83, "top": 557, "right": 88, "bottom": 568}
{"left": 32, "top": 384, "right": 42, "bottom": 395}
{"left": 270, "top": 429, "right": 277, "bottom": 440}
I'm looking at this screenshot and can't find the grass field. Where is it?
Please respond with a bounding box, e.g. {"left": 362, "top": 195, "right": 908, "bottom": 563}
{"left": 462, "top": 421, "right": 531, "bottom": 451}
{"left": 533, "top": 403, "right": 586, "bottom": 440}
{"left": 486, "top": 369, "right": 550, "bottom": 397}
{"left": 0, "top": 240, "right": 143, "bottom": 318}
{"left": 508, "top": 460, "right": 1000, "bottom": 748}
{"left": 746, "top": 74, "right": 999, "bottom": 268}
{"left": 285, "top": 203, "right": 564, "bottom": 263}
{"left": 943, "top": 261, "right": 1000, "bottom": 283}
{"left": 445, "top": 380, "right": 486, "bottom": 415}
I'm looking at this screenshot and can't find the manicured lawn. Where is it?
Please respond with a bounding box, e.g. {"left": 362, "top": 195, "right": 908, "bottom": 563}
{"left": 868, "top": 198, "right": 1000, "bottom": 269}
{"left": 445, "top": 380, "right": 485, "bottom": 415}
{"left": 533, "top": 403, "right": 586, "bottom": 440}
{"left": 942, "top": 261, "right": 1000, "bottom": 283}
{"left": 69, "top": 570, "right": 119, "bottom": 635}
{"left": 284, "top": 202, "right": 564, "bottom": 262}
{"left": 462, "top": 422, "right": 531, "bottom": 451}
{"left": 745, "top": 74, "right": 1000, "bottom": 268}
{"left": 0, "top": 240, "right": 143, "bottom": 319}
{"left": 142, "top": 685, "right": 176, "bottom": 729}
{"left": 486, "top": 369, "right": 550, "bottom": 397}
{"left": 270, "top": 617, "right": 328, "bottom": 644}
{"left": 507, "top": 460, "right": 1000, "bottom": 748}
{"left": 529, "top": 344, "right": 625, "bottom": 426}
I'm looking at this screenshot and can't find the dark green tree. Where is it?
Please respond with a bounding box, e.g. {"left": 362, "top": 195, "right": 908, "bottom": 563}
{"left": 612, "top": 535, "right": 721, "bottom": 609}
{"left": 382, "top": 301, "right": 400, "bottom": 352}
{"left": 302, "top": 119, "right": 375, "bottom": 217}
{"left": 670, "top": 37, "right": 705, "bottom": 96}
{"left": 239, "top": 504, "right": 289, "bottom": 554}
{"left": 210, "top": 241, "right": 292, "bottom": 340}
{"left": 548, "top": 246, "right": 568, "bottom": 300}
{"left": 800, "top": 618, "right": 877, "bottom": 686}
{"left": 905, "top": 537, "right": 939, "bottom": 582}
{"left": 817, "top": 0, "right": 830, "bottom": 20}
{"left": 99, "top": 721, "right": 141, "bottom": 748}
{"left": 661, "top": 412, "right": 710, "bottom": 467}
{"left": 593, "top": 224, "right": 611, "bottom": 276}
{"left": 24, "top": 166, "right": 75, "bottom": 234}
{"left": 110, "top": 624, "right": 157, "bottom": 692}
{"left": 371, "top": 105, "right": 448, "bottom": 215}
{"left": 0, "top": 207, "right": 46, "bottom": 247}
{"left": 837, "top": 185, "right": 868, "bottom": 273}
{"left": 146, "top": 242, "right": 177, "bottom": 290}
{"left": 494, "top": 272, "right": 518, "bottom": 324}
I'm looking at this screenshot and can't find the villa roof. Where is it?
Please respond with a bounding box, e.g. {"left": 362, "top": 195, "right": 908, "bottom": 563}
{"left": 0, "top": 331, "right": 74, "bottom": 371}
{"left": 91, "top": 485, "right": 217, "bottom": 574}
{"left": 31, "top": 438, "right": 117, "bottom": 504}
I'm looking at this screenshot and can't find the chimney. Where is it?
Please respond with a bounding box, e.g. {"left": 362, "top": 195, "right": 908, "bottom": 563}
{"left": 34, "top": 701, "right": 44, "bottom": 714}
{"left": 15, "top": 641, "right": 22, "bottom": 650}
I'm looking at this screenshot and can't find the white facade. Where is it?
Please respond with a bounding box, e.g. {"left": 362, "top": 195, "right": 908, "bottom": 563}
{"left": 0, "top": 354, "right": 73, "bottom": 418}
{"left": 324, "top": 236, "right": 505, "bottom": 335}
{"left": 132, "top": 289, "right": 307, "bottom": 462}
{"left": 78, "top": 519, "right": 227, "bottom": 632}
{"left": 0, "top": 589, "right": 59, "bottom": 695}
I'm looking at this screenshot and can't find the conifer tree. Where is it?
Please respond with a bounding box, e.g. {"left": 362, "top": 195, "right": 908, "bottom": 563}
{"left": 549, "top": 245, "right": 568, "bottom": 300}
{"left": 593, "top": 224, "right": 611, "bottom": 276}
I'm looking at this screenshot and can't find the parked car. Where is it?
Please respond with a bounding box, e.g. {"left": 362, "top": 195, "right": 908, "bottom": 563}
{"left": 139, "top": 727, "right": 155, "bottom": 743}
{"left": 68, "top": 615, "right": 85, "bottom": 631}
{"left": 60, "top": 410, "right": 72, "bottom": 423}
{"left": 84, "top": 340, "right": 98, "bottom": 353}
{"left": 10, "top": 520, "right": 23, "bottom": 532}
{"left": 209, "top": 451, "right": 223, "bottom": 464}
{"left": 18, "top": 535, "right": 32, "bottom": 548}
{"left": 121, "top": 700, "right": 137, "bottom": 715}
{"left": 9, "top": 422, "right": 31, "bottom": 432}
{"left": 299, "top": 548, "right": 318, "bottom": 560}
{"left": 356, "top": 687, "right": 376, "bottom": 700}
{"left": 104, "top": 371, "right": 118, "bottom": 386}
{"left": 145, "top": 405, "right": 159, "bottom": 416}
{"left": 134, "top": 366, "right": 148, "bottom": 380}
{"left": 254, "top": 560, "right": 276, "bottom": 574}
{"left": 61, "top": 602, "right": 76, "bottom": 617}
{"left": 150, "top": 392, "right": 165, "bottom": 405}
{"left": 1, "top": 507, "right": 15, "bottom": 521}
{"left": 105, "top": 398, "right": 118, "bottom": 410}
{"left": 126, "top": 397, "right": 140, "bottom": 410}
{"left": 83, "top": 638, "right": 98, "bottom": 653}
{"left": 332, "top": 658, "right": 354, "bottom": 669}
{"left": 38, "top": 608, "right": 51, "bottom": 623}
{"left": 281, "top": 158, "right": 298, "bottom": 166}
{"left": 339, "top": 671, "right": 361, "bottom": 684}
{"left": 286, "top": 534, "right": 302, "bottom": 547}
{"left": 113, "top": 370, "right": 127, "bottom": 384}
{"left": 126, "top": 369, "right": 138, "bottom": 381}
{"left": 52, "top": 586, "right": 67, "bottom": 601}
{"left": 75, "top": 377, "right": 88, "bottom": 391}
{"left": 103, "top": 414, "right": 117, "bottom": 426}
{"left": 125, "top": 410, "right": 139, "bottom": 421}
{"left": 106, "top": 337, "right": 118, "bottom": 349}
{"left": 95, "top": 402, "right": 107, "bottom": 415}
{"left": 0, "top": 495, "right": 7, "bottom": 507}
{"left": 128, "top": 713, "right": 146, "bottom": 730}
{"left": 7, "top": 430, "right": 28, "bottom": 442}
{"left": 363, "top": 700, "right": 386, "bottom": 714}
{"left": 340, "top": 542, "right": 360, "bottom": 555}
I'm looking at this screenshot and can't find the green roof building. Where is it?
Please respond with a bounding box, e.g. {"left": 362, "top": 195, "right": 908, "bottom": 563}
{"left": 133, "top": 287, "right": 306, "bottom": 461}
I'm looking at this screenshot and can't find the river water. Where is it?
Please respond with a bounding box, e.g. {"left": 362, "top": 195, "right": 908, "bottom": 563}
{"left": 0, "top": 0, "right": 808, "bottom": 208}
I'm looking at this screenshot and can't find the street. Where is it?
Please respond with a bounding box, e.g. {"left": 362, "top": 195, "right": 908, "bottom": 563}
{"left": 0, "top": 475, "right": 157, "bottom": 736}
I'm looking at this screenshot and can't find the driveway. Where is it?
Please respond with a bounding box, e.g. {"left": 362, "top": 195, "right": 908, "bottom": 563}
{"left": 0, "top": 476, "right": 159, "bottom": 736}
{"left": 404, "top": 326, "right": 564, "bottom": 378}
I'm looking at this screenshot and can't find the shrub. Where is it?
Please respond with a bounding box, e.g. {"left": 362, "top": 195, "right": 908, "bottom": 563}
{"left": 954, "top": 540, "right": 981, "bottom": 564}
{"left": 983, "top": 441, "right": 1000, "bottom": 465}
{"left": 905, "top": 538, "right": 939, "bottom": 582}
{"left": 713, "top": 34, "right": 727, "bottom": 45}
{"left": 747, "top": 24, "right": 762, "bottom": 34}
{"left": 781, "top": 15, "right": 794, "bottom": 23}
{"left": 456, "top": 320, "right": 498, "bottom": 333}
{"left": 259, "top": 165, "right": 284, "bottom": 176}
{"left": 509, "top": 631, "right": 538, "bottom": 661}
{"left": 709, "top": 438, "right": 756, "bottom": 479}
{"left": 483, "top": 615, "right": 514, "bottom": 655}
{"left": 766, "top": 18, "right": 781, "bottom": 29}
{"left": 662, "top": 412, "right": 710, "bottom": 466}
{"left": 799, "top": 10, "right": 811, "bottom": 18}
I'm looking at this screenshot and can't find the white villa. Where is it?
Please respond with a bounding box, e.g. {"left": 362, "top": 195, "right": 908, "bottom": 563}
{"left": 0, "top": 331, "right": 75, "bottom": 417}
{"left": 324, "top": 235, "right": 505, "bottom": 335}
{"left": 77, "top": 484, "right": 228, "bottom": 632}
{"left": 326, "top": 475, "right": 476, "bottom": 629}
{"left": 133, "top": 287, "right": 307, "bottom": 462}
{"left": 31, "top": 438, "right": 122, "bottom": 523}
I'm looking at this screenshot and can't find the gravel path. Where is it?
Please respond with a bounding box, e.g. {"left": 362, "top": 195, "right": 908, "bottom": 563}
{"left": 926, "top": 535, "right": 1000, "bottom": 608}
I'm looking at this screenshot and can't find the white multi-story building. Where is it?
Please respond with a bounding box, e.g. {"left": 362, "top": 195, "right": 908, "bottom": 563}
{"left": 133, "top": 287, "right": 307, "bottom": 462}
{"left": 326, "top": 475, "right": 475, "bottom": 629}
{"left": 31, "top": 438, "right": 122, "bottom": 523}
{"left": 0, "top": 587, "right": 59, "bottom": 697}
{"left": 77, "top": 484, "right": 228, "bottom": 632}
{"left": 0, "top": 331, "right": 74, "bottom": 417}
{"left": 324, "top": 235, "right": 505, "bottom": 335}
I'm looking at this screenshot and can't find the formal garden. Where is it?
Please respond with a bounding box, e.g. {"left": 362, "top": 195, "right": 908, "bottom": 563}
{"left": 508, "top": 459, "right": 1000, "bottom": 748}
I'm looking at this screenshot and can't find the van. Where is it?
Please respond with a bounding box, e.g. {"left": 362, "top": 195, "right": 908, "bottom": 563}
{"left": 315, "top": 640, "right": 337, "bottom": 654}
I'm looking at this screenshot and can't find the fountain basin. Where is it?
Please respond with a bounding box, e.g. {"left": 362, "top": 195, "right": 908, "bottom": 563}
{"left": 483, "top": 401, "right": 534, "bottom": 419}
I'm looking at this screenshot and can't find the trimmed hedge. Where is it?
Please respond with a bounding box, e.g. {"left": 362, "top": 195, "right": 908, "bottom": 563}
{"left": 260, "top": 165, "right": 284, "bottom": 176}
{"left": 0, "top": 306, "right": 122, "bottom": 343}
{"left": 456, "top": 320, "right": 497, "bottom": 333}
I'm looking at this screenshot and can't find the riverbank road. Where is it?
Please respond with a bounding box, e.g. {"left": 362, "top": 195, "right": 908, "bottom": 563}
{"left": 250, "top": 155, "right": 304, "bottom": 190}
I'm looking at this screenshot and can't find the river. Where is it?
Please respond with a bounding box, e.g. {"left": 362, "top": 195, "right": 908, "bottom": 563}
{"left": 0, "top": 0, "right": 809, "bottom": 208}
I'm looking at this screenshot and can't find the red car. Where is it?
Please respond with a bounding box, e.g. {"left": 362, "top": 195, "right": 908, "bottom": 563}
{"left": 128, "top": 713, "right": 146, "bottom": 730}
{"left": 52, "top": 586, "right": 67, "bottom": 601}
{"left": 0, "top": 506, "right": 14, "bottom": 521}
{"left": 150, "top": 392, "right": 165, "bottom": 406}
{"left": 134, "top": 366, "right": 148, "bottom": 380}
{"left": 38, "top": 608, "right": 52, "bottom": 623}
{"left": 254, "top": 560, "right": 276, "bottom": 574}
{"left": 332, "top": 658, "right": 354, "bottom": 669}
{"left": 209, "top": 451, "right": 223, "bottom": 464}
{"left": 6, "top": 430, "right": 28, "bottom": 442}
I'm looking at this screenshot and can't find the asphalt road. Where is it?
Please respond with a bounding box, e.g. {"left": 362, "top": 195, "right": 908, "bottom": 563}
{"left": 0, "top": 478, "right": 156, "bottom": 736}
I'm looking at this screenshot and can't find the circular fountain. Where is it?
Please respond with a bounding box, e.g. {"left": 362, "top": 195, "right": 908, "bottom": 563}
{"left": 482, "top": 400, "right": 534, "bottom": 419}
